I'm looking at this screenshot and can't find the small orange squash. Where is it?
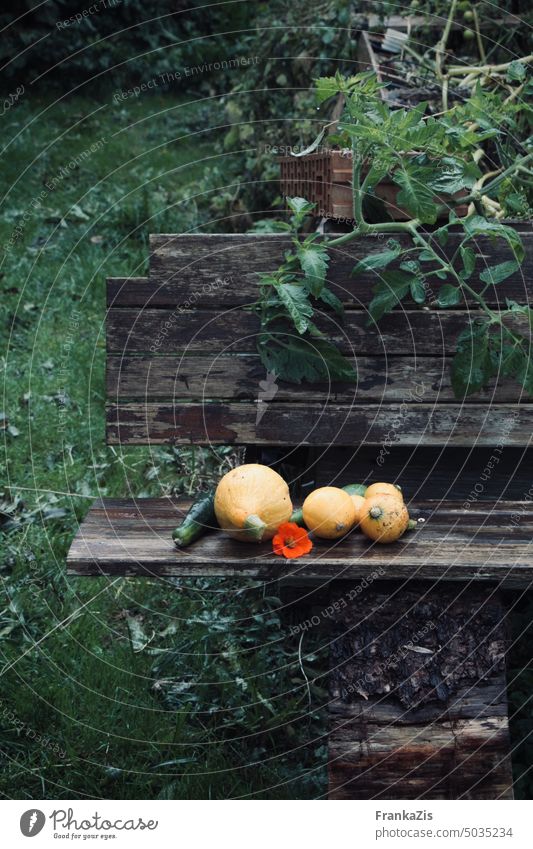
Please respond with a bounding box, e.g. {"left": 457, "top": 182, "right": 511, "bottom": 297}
{"left": 359, "top": 494, "right": 409, "bottom": 544}
{"left": 302, "top": 486, "right": 357, "bottom": 539}
{"left": 349, "top": 493, "right": 366, "bottom": 527}
{"left": 365, "top": 482, "right": 403, "bottom": 502}
{"left": 214, "top": 464, "right": 292, "bottom": 542}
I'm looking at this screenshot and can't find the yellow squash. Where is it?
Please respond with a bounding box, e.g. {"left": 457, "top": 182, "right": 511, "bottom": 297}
{"left": 365, "top": 482, "right": 403, "bottom": 502}
{"left": 359, "top": 493, "right": 409, "bottom": 544}
{"left": 214, "top": 464, "right": 292, "bottom": 542}
{"left": 302, "top": 486, "right": 357, "bottom": 539}
{"left": 349, "top": 493, "right": 366, "bottom": 526}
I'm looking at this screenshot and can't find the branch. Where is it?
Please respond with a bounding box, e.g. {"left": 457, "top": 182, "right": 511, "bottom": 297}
{"left": 472, "top": 6, "right": 486, "bottom": 64}
{"left": 326, "top": 219, "right": 421, "bottom": 248}
{"left": 447, "top": 54, "right": 533, "bottom": 77}
{"left": 352, "top": 147, "right": 363, "bottom": 224}
{"left": 435, "top": 0, "right": 458, "bottom": 80}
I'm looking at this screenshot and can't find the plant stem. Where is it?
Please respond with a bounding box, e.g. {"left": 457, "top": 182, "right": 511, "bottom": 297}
{"left": 471, "top": 151, "right": 533, "bottom": 199}
{"left": 436, "top": 151, "right": 533, "bottom": 215}
{"left": 435, "top": 0, "right": 458, "bottom": 80}
{"left": 352, "top": 145, "right": 364, "bottom": 224}
{"left": 327, "top": 219, "right": 420, "bottom": 248}
{"left": 406, "top": 222, "right": 497, "bottom": 318}
{"left": 442, "top": 77, "right": 449, "bottom": 112}
{"left": 446, "top": 54, "right": 533, "bottom": 77}
{"left": 472, "top": 6, "right": 486, "bottom": 64}
{"left": 400, "top": 42, "right": 436, "bottom": 73}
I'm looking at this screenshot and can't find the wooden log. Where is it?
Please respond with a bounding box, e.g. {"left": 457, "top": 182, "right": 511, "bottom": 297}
{"left": 328, "top": 586, "right": 514, "bottom": 799}
{"left": 105, "top": 401, "right": 533, "bottom": 446}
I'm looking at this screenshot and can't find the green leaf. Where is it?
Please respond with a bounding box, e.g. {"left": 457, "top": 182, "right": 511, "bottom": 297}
{"left": 407, "top": 120, "right": 446, "bottom": 150}
{"left": 505, "top": 300, "right": 533, "bottom": 328}
{"left": 507, "top": 61, "right": 527, "bottom": 82}
{"left": 504, "top": 191, "right": 529, "bottom": 215}
{"left": 286, "top": 197, "right": 314, "bottom": 216}
{"left": 251, "top": 219, "right": 291, "bottom": 233}
{"left": 368, "top": 270, "right": 413, "bottom": 322}
{"left": 290, "top": 128, "right": 326, "bottom": 157}
{"left": 394, "top": 166, "right": 438, "bottom": 224}
{"left": 276, "top": 283, "right": 313, "bottom": 335}
{"left": 318, "top": 287, "right": 344, "bottom": 316}
{"left": 339, "top": 122, "right": 387, "bottom": 147}
{"left": 400, "top": 259, "right": 420, "bottom": 275}
{"left": 296, "top": 241, "right": 329, "bottom": 296}
{"left": 428, "top": 156, "right": 480, "bottom": 194}
{"left": 437, "top": 284, "right": 461, "bottom": 307}
{"left": 479, "top": 260, "right": 519, "bottom": 285}
{"left": 286, "top": 196, "right": 316, "bottom": 229}
{"left": 495, "top": 332, "right": 533, "bottom": 396}
{"left": 258, "top": 334, "right": 356, "bottom": 384}
{"left": 315, "top": 76, "right": 341, "bottom": 104}
{"left": 361, "top": 192, "right": 392, "bottom": 223}
{"left": 435, "top": 225, "right": 449, "bottom": 247}
{"left": 410, "top": 278, "right": 426, "bottom": 304}
{"left": 460, "top": 245, "right": 476, "bottom": 279}
{"left": 352, "top": 240, "right": 401, "bottom": 275}
{"left": 463, "top": 216, "right": 524, "bottom": 263}
{"left": 451, "top": 321, "right": 493, "bottom": 397}
{"left": 362, "top": 156, "right": 393, "bottom": 191}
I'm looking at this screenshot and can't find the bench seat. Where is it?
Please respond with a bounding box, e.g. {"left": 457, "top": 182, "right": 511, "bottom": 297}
{"left": 67, "top": 497, "right": 533, "bottom": 586}
{"left": 67, "top": 231, "right": 533, "bottom": 798}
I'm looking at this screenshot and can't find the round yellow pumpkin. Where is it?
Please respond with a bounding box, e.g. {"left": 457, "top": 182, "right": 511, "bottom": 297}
{"left": 214, "top": 464, "right": 292, "bottom": 542}
{"left": 359, "top": 494, "right": 409, "bottom": 544}
{"left": 365, "top": 482, "right": 403, "bottom": 502}
{"left": 349, "top": 493, "right": 366, "bottom": 527}
{"left": 302, "top": 486, "right": 357, "bottom": 539}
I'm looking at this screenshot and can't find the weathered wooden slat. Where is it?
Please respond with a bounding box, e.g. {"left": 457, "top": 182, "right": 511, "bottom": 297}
{"left": 313, "top": 445, "right": 533, "bottom": 501}
{"left": 67, "top": 498, "right": 533, "bottom": 586}
{"left": 106, "top": 354, "right": 527, "bottom": 404}
{"left": 106, "top": 277, "right": 150, "bottom": 307}
{"left": 105, "top": 402, "right": 533, "bottom": 446}
{"left": 137, "top": 231, "right": 533, "bottom": 308}
{"left": 328, "top": 587, "right": 513, "bottom": 799}
{"left": 106, "top": 308, "right": 506, "bottom": 356}
{"left": 329, "top": 680, "right": 509, "bottom": 724}
{"left": 329, "top": 711, "right": 512, "bottom": 799}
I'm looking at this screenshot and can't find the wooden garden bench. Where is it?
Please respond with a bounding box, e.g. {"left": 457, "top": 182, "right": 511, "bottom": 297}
{"left": 67, "top": 229, "right": 533, "bottom": 799}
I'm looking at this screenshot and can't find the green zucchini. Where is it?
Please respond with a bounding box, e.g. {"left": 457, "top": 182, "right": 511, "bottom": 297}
{"left": 172, "top": 490, "right": 217, "bottom": 547}
{"left": 342, "top": 483, "right": 367, "bottom": 498}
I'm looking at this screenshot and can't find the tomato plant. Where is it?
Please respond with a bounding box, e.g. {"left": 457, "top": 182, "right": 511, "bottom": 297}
{"left": 252, "top": 70, "right": 533, "bottom": 396}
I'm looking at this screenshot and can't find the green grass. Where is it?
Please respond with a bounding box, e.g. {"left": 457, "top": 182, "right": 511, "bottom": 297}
{"left": 0, "top": 92, "right": 328, "bottom": 799}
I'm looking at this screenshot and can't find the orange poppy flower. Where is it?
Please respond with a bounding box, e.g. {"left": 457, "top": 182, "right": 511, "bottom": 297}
{"left": 272, "top": 522, "right": 313, "bottom": 559}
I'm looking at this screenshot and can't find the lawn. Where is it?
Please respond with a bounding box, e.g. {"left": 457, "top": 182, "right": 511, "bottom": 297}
{"left": 0, "top": 92, "right": 328, "bottom": 799}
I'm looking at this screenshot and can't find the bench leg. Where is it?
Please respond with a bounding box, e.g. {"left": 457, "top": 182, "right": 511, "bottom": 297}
{"left": 328, "top": 584, "right": 514, "bottom": 800}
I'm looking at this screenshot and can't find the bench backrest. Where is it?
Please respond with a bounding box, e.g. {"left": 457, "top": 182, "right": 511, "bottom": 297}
{"left": 106, "top": 231, "right": 532, "bottom": 453}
